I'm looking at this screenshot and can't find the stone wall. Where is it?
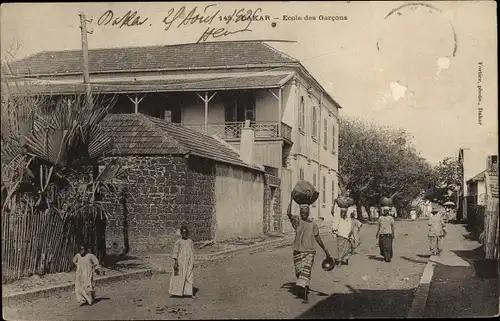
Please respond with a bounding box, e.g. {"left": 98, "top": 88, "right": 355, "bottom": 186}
{"left": 263, "top": 173, "right": 282, "bottom": 234}
{"left": 272, "top": 185, "right": 282, "bottom": 233}
{"left": 100, "top": 155, "right": 216, "bottom": 254}
{"left": 263, "top": 185, "right": 271, "bottom": 234}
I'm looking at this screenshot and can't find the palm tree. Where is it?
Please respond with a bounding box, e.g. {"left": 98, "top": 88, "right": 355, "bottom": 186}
{"left": 1, "top": 74, "right": 124, "bottom": 280}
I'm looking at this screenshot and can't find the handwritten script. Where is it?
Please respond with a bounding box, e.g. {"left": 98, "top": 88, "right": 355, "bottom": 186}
{"left": 97, "top": 10, "right": 149, "bottom": 28}
{"left": 94, "top": 5, "right": 266, "bottom": 43}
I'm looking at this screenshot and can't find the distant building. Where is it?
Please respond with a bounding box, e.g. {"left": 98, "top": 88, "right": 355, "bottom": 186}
{"left": 467, "top": 155, "right": 499, "bottom": 206}
{"left": 466, "top": 155, "right": 498, "bottom": 260}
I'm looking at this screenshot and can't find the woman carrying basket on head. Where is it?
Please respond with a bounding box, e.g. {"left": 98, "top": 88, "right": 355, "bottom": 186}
{"left": 287, "top": 181, "right": 331, "bottom": 304}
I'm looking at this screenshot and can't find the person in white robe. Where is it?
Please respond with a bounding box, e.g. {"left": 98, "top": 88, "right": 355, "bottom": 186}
{"left": 169, "top": 226, "right": 195, "bottom": 298}
{"left": 73, "top": 245, "right": 102, "bottom": 306}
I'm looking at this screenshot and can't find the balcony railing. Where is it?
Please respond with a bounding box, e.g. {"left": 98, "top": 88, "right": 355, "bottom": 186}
{"left": 183, "top": 122, "right": 292, "bottom": 142}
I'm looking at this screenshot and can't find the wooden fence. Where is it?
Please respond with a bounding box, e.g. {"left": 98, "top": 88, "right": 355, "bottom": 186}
{"left": 1, "top": 203, "right": 98, "bottom": 284}
{"left": 484, "top": 196, "right": 499, "bottom": 260}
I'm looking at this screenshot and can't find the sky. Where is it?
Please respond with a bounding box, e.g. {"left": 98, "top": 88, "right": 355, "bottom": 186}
{"left": 1, "top": 1, "right": 497, "bottom": 179}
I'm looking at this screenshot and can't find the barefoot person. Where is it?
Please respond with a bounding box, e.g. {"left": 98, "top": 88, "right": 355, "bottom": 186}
{"left": 287, "top": 198, "right": 331, "bottom": 304}
{"left": 350, "top": 209, "right": 363, "bottom": 255}
{"left": 73, "top": 245, "right": 102, "bottom": 306}
{"left": 376, "top": 207, "right": 395, "bottom": 262}
{"left": 332, "top": 208, "right": 353, "bottom": 265}
{"left": 169, "top": 225, "right": 195, "bottom": 298}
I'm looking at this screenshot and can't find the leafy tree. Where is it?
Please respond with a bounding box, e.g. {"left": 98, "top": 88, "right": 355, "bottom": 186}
{"left": 338, "top": 116, "right": 438, "bottom": 219}
{"left": 424, "top": 157, "right": 462, "bottom": 205}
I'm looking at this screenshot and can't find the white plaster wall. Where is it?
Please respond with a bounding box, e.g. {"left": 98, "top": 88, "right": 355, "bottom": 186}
{"left": 214, "top": 163, "right": 264, "bottom": 241}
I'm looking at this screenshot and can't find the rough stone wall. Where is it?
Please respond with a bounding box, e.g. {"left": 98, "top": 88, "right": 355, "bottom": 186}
{"left": 272, "top": 185, "right": 282, "bottom": 233}
{"left": 184, "top": 156, "right": 217, "bottom": 241}
{"left": 263, "top": 185, "right": 271, "bottom": 234}
{"left": 263, "top": 174, "right": 282, "bottom": 235}
{"left": 100, "top": 155, "right": 216, "bottom": 254}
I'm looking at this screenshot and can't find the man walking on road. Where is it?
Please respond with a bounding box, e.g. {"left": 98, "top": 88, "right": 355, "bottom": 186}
{"left": 287, "top": 198, "right": 331, "bottom": 304}
{"left": 428, "top": 204, "right": 447, "bottom": 256}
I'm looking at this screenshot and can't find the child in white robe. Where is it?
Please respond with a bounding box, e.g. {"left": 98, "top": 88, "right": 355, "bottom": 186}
{"left": 169, "top": 226, "right": 195, "bottom": 298}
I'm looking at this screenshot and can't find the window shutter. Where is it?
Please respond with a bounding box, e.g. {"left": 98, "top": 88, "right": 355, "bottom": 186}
{"left": 299, "top": 96, "right": 305, "bottom": 131}
{"left": 312, "top": 107, "right": 317, "bottom": 138}
{"left": 323, "top": 119, "right": 328, "bottom": 148}
{"left": 322, "top": 176, "right": 326, "bottom": 203}
{"left": 332, "top": 123, "right": 336, "bottom": 154}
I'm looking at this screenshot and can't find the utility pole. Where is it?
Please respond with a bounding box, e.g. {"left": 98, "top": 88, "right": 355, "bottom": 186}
{"left": 79, "top": 13, "right": 93, "bottom": 107}
{"left": 459, "top": 147, "right": 469, "bottom": 222}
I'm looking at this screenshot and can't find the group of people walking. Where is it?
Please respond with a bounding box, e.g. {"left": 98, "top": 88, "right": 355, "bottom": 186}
{"left": 71, "top": 193, "right": 447, "bottom": 307}
{"left": 286, "top": 194, "right": 448, "bottom": 304}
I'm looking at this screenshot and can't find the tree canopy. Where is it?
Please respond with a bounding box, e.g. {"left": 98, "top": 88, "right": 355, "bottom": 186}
{"left": 424, "top": 156, "right": 463, "bottom": 204}
{"left": 338, "top": 116, "right": 439, "bottom": 218}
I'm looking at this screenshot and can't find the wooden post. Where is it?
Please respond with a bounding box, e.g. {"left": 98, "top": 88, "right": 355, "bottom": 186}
{"left": 127, "top": 95, "right": 145, "bottom": 114}
{"left": 268, "top": 89, "right": 281, "bottom": 137}
{"left": 196, "top": 92, "right": 217, "bottom": 135}
{"left": 79, "top": 13, "right": 93, "bottom": 106}
{"left": 204, "top": 92, "right": 208, "bottom": 134}
{"left": 278, "top": 87, "right": 282, "bottom": 137}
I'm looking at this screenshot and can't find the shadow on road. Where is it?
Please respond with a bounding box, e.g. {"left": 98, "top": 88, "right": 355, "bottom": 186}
{"left": 451, "top": 246, "right": 498, "bottom": 279}
{"left": 425, "top": 261, "right": 499, "bottom": 317}
{"left": 452, "top": 246, "right": 484, "bottom": 262}
{"left": 400, "top": 256, "right": 427, "bottom": 264}
{"left": 93, "top": 297, "right": 111, "bottom": 305}
{"left": 416, "top": 254, "right": 431, "bottom": 258}
{"left": 295, "top": 285, "right": 415, "bottom": 319}
{"left": 462, "top": 232, "right": 477, "bottom": 241}
{"left": 281, "top": 282, "right": 328, "bottom": 300}
{"left": 103, "top": 254, "right": 141, "bottom": 270}
{"left": 367, "top": 255, "right": 385, "bottom": 262}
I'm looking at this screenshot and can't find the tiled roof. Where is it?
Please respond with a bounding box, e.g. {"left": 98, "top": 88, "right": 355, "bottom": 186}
{"left": 100, "top": 113, "right": 261, "bottom": 171}
{"left": 7, "top": 41, "right": 298, "bottom": 76}
{"left": 9, "top": 73, "right": 293, "bottom": 95}
{"left": 468, "top": 170, "right": 486, "bottom": 182}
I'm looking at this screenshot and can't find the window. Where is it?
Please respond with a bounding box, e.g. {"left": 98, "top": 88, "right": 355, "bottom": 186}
{"left": 332, "top": 123, "right": 336, "bottom": 154}
{"left": 322, "top": 176, "right": 326, "bottom": 203}
{"left": 224, "top": 92, "right": 256, "bottom": 122}
{"left": 299, "top": 167, "right": 304, "bottom": 180}
{"left": 332, "top": 179, "right": 336, "bottom": 203}
{"left": 323, "top": 119, "right": 328, "bottom": 149}
{"left": 312, "top": 106, "right": 318, "bottom": 139}
{"left": 299, "top": 96, "right": 305, "bottom": 133}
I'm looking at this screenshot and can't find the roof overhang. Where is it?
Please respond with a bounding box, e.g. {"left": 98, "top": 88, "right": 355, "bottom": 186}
{"left": 6, "top": 71, "right": 294, "bottom": 95}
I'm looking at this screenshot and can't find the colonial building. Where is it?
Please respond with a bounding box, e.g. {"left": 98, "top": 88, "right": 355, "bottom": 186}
{"left": 6, "top": 41, "right": 342, "bottom": 231}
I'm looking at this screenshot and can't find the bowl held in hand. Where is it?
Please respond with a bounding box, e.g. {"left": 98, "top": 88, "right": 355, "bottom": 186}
{"left": 322, "top": 257, "right": 335, "bottom": 271}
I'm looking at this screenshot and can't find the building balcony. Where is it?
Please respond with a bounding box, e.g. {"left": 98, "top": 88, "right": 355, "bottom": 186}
{"left": 183, "top": 121, "right": 292, "bottom": 145}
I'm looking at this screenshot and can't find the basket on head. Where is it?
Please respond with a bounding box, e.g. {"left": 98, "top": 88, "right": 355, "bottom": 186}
{"left": 443, "top": 201, "right": 455, "bottom": 208}
{"left": 322, "top": 257, "right": 335, "bottom": 271}
{"left": 292, "top": 180, "right": 319, "bottom": 205}
{"left": 380, "top": 197, "right": 393, "bottom": 207}
{"left": 335, "top": 196, "right": 354, "bottom": 209}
